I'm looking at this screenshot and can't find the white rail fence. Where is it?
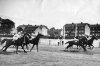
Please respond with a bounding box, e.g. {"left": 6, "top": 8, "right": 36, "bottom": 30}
{"left": 0, "top": 37, "right": 100, "bottom": 48}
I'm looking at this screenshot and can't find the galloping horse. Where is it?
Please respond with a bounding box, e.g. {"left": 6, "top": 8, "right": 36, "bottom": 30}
{"left": 65, "top": 40, "right": 87, "bottom": 51}
{"left": 28, "top": 33, "right": 44, "bottom": 52}
{"left": 1, "top": 34, "right": 27, "bottom": 54}
{"left": 85, "top": 35, "right": 98, "bottom": 49}
{"left": 65, "top": 36, "right": 87, "bottom": 51}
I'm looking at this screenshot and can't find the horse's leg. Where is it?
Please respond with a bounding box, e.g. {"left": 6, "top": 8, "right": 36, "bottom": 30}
{"left": 58, "top": 42, "right": 59, "bottom": 46}
{"left": 85, "top": 41, "right": 89, "bottom": 49}
{"left": 36, "top": 44, "right": 38, "bottom": 52}
{"left": 1, "top": 41, "right": 7, "bottom": 50}
{"left": 22, "top": 43, "right": 28, "bottom": 50}
{"left": 21, "top": 45, "right": 27, "bottom": 53}
{"left": 30, "top": 44, "right": 35, "bottom": 52}
{"left": 3, "top": 43, "right": 12, "bottom": 51}
{"left": 77, "top": 44, "right": 79, "bottom": 49}
{"left": 80, "top": 44, "right": 87, "bottom": 51}
{"left": 1, "top": 45, "right": 6, "bottom": 50}
{"left": 90, "top": 45, "right": 94, "bottom": 50}
{"left": 77, "top": 45, "right": 81, "bottom": 49}
{"left": 87, "top": 45, "right": 91, "bottom": 49}
{"left": 16, "top": 46, "right": 18, "bottom": 54}
{"left": 21, "top": 43, "right": 24, "bottom": 49}
{"left": 84, "top": 44, "right": 87, "bottom": 49}
{"left": 65, "top": 44, "right": 73, "bottom": 50}
{"left": 26, "top": 44, "right": 29, "bottom": 50}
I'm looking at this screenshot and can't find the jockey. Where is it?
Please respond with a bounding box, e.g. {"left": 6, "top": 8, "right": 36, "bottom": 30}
{"left": 12, "top": 31, "right": 23, "bottom": 41}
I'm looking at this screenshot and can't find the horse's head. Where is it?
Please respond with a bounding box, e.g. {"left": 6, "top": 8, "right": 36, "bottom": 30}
{"left": 37, "top": 33, "right": 44, "bottom": 38}
{"left": 92, "top": 35, "right": 98, "bottom": 40}
{"left": 75, "top": 36, "right": 79, "bottom": 39}
{"left": 24, "top": 33, "right": 31, "bottom": 39}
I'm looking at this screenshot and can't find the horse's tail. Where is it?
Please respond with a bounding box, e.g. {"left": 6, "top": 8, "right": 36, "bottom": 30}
{"left": 1, "top": 39, "right": 7, "bottom": 45}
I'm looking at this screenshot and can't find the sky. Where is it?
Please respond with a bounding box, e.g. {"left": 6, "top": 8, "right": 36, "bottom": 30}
{"left": 0, "top": 0, "right": 100, "bottom": 29}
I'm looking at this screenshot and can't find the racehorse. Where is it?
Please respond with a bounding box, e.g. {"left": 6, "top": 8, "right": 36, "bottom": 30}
{"left": 75, "top": 36, "right": 88, "bottom": 48}
{"left": 65, "top": 40, "right": 87, "bottom": 51}
{"left": 85, "top": 35, "right": 98, "bottom": 49}
{"left": 65, "top": 36, "right": 87, "bottom": 51}
{"left": 28, "top": 33, "right": 44, "bottom": 52}
{"left": 1, "top": 34, "right": 27, "bottom": 54}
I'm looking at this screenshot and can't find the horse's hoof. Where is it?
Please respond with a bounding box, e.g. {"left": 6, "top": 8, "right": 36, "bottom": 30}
{"left": 15, "top": 52, "right": 18, "bottom": 54}
{"left": 24, "top": 51, "right": 27, "bottom": 53}
{"left": 0, "top": 50, "right": 6, "bottom": 53}
{"left": 84, "top": 50, "right": 87, "bottom": 52}
{"left": 2, "top": 50, "right": 6, "bottom": 52}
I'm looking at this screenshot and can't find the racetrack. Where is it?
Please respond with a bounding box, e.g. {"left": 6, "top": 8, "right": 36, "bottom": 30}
{"left": 0, "top": 44, "right": 100, "bottom": 66}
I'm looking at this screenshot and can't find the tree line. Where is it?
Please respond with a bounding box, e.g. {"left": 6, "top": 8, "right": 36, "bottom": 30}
{"left": 0, "top": 17, "right": 15, "bottom": 34}
{"left": 48, "top": 27, "right": 63, "bottom": 39}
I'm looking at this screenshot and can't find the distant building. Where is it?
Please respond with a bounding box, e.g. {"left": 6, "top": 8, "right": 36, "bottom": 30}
{"left": 63, "top": 23, "right": 76, "bottom": 39}
{"left": 63, "top": 22, "right": 90, "bottom": 39}
{"left": 90, "top": 24, "right": 100, "bottom": 38}
{"left": 77, "top": 22, "right": 90, "bottom": 36}
{"left": 17, "top": 24, "right": 48, "bottom": 36}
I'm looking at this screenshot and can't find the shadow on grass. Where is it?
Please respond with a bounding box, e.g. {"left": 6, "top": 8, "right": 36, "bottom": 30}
{"left": 61, "top": 49, "right": 79, "bottom": 53}
{"left": 61, "top": 49, "right": 94, "bottom": 55}
{"left": 0, "top": 49, "right": 29, "bottom": 55}
{"left": 0, "top": 51, "right": 15, "bottom": 55}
